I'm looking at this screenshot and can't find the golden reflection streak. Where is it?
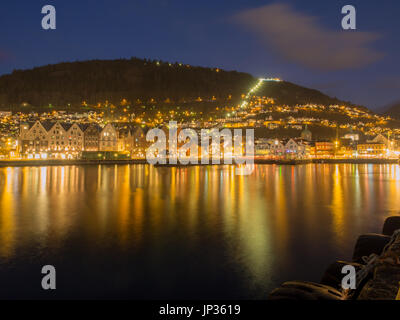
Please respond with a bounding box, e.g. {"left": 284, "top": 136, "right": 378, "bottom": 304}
{"left": 35, "top": 167, "right": 49, "bottom": 235}
{"left": 132, "top": 186, "right": 144, "bottom": 246}
{"left": 386, "top": 165, "right": 400, "bottom": 214}
{"left": 117, "top": 165, "right": 131, "bottom": 246}
{"left": 237, "top": 165, "right": 272, "bottom": 283}
{"left": 187, "top": 166, "right": 200, "bottom": 233}
{"left": 0, "top": 168, "right": 15, "bottom": 259}
{"left": 331, "top": 164, "right": 344, "bottom": 236}
{"left": 273, "top": 166, "right": 288, "bottom": 253}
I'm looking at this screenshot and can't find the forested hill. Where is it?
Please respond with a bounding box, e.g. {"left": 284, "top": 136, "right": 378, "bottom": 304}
{"left": 0, "top": 58, "right": 358, "bottom": 110}
{"left": 384, "top": 102, "right": 400, "bottom": 120}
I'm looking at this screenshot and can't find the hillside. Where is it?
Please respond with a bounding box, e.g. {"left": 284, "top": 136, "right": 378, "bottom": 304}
{"left": 384, "top": 101, "right": 400, "bottom": 119}
{"left": 257, "top": 80, "right": 355, "bottom": 108}
{"left": 0, "top": 58, "right": 357, "bottom": 111}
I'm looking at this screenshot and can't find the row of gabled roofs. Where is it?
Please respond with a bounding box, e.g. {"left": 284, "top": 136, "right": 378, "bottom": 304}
{"left": 22, "top": 121, "right": 150, "bottom": 135}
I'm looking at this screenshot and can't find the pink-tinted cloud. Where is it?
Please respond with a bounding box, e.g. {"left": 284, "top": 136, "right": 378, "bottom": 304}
{"left": 232, "top": 3, "right": 383, "bottom": 71}
{"left": 0, "top": 50, "right": 11, "bottom": 62}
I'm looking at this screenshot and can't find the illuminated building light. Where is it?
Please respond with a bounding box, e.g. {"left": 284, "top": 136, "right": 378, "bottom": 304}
{"left": 259, "top": 78, "right": 282, "bottom": 82}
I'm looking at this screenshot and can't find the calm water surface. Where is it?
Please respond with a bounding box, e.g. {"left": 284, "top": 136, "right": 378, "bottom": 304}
{"left": 0, "top": 164, "right": 399, "bottom": 299}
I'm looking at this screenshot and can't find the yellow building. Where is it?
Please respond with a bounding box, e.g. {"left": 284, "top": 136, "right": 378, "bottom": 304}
{"left": 315, "top": 141, "right": 334, "bottom": 158}
{"left": 357, "top": 143, "right": 386, "bottom": 157}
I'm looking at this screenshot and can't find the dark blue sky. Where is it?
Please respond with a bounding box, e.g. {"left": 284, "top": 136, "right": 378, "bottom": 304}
{"left": 1, "top": 0, "right": 399, "bottom": 110}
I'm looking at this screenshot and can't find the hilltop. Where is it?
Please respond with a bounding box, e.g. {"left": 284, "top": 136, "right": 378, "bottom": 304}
{"left": 383, "top": 101, "right": 400, "bottom": 120}
{"left": 0, "top": 58, "right": 359, "bottom": 111}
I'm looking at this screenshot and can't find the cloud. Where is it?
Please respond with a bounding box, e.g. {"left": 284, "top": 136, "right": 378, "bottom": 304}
{"left": 0, "top": 50, "right": 11, "bottom": 63}
{"left": 232, "top": 3, "right": 383, "bottom": 71}
{"left": 372, "top": 76, "right": 400, "bottom": 91}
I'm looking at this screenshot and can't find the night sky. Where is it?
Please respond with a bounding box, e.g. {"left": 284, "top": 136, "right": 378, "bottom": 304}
{"left": 1, "top": 0, "right": 400, "bottom": 110}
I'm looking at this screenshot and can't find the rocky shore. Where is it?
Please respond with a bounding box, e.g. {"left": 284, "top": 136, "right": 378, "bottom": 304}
{"left": 269, "top": 216, "right": 400, "bottom": 300}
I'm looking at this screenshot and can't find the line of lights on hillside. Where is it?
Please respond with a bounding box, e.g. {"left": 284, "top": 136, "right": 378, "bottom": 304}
{"left": 239, "top": 77, "right": 282, "bottom": 110}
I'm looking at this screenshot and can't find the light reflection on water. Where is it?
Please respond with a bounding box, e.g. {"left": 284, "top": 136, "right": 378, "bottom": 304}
{"left": 0, "top": 164, "right": 399, "bottom": 299}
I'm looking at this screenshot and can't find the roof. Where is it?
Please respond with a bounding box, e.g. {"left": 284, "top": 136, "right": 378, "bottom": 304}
{"left": 26, "top": 120, "right": 55, "bottom": 131}
{"left": 60, "top": 123, "right": 73, "bottom": 131}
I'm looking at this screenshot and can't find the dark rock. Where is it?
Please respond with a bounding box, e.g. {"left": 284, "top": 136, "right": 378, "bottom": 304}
{"left": 382, "top": 216, "right": 400, "bottom": 236}
{"left": 357, "top": 231, "right": 400, "bottom": 299}
{"left": 269, "top": 281, "right": 343, "bottom": 300}
{"left": 321, "top": 260, "right": 362, "bottom": 290}
{"left": 352, "top": 234, "right": 391, "bottom": 263}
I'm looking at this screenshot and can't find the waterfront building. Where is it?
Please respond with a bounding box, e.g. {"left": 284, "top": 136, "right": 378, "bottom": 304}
{"left": 269, "top": 139, "right": 285, "bottom": 158}
{"left": 18, "top": 120, "right": 123, "bottom": 158}
{"left": 283, "top": 138, "right": 309, "bottom": 159}
{"left": 19, "top": 120, "right": 84, "bottom": 159}
{"left": 117, "top": 128, "right": 133, "bottom": 153}
{"left": 0, "top": 136, "right": 17, "bottom": 159}
{"left": 99, "top": 123, "right": 118, "bottom": 151}
{"left": 132, "top": 127, "right": 148, "bottom": 158}
{"left": 84, "top": 124, "right": 101, "bottom": 151}
{"left": 66, "top": 123, "right": 84, "bottom": 153}
{"left": 19, "top": 121, "right": 50, "bottom": 157}
{"left": 357, "top": 143, "right": 387, "bottom": 158}
{"left": 255, "top": 138, "right": 272, "bottom": 156}
{"left": 314, "top": 141, "right": 334, "bottom": 158}
{"left": 367, "top": 133, "right": 389, "bottom": 146}
{"left": 47, "top": 121, "right": 68, "bottom": 153}
{"left": 336, "top": 139, "right": 356, "bottom": 158}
